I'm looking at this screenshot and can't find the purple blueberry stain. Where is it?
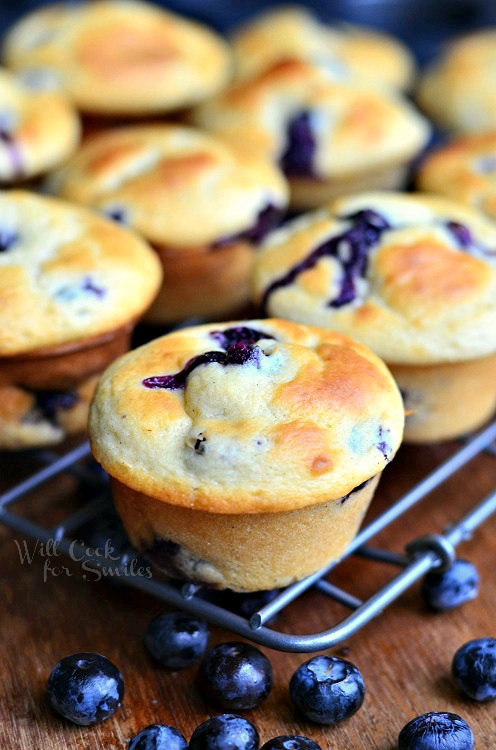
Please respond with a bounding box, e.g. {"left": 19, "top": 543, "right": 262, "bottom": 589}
{"left": 474, "top": 154, "right": 496, "bottom": 174}
{"left": 55, "top": 276, "right": 106, "bottom": 302}
{"left": 0, "top": 227, "right": 18, "bottom": 252}
{"left": 35, "top": 390, "right": 79, "bottom": 421}
{"left": 339, "top": 478, "right": 372, "bottom": 505}
{"left": 213, "top": 203, "right": 284, "bottom": 248}
{"left": 280, "top": 110, "right": 317, "bottom": 178}
{"left": 209, "top": 325, "right": 275, "bottom": 349}
{"left": 143, "top": 326, "right": 276, "bottom": 391}
{"left": 102, "top": 205, "right": 128, "bottom": 225}
{"left": 260, "top": 209, "right": 390, "bottom": 312}
{"left": 376, "top": 425, "right": 392, "bottom": 461}
{"left": 0, "top": 111, "right": 24, "bottom": 179}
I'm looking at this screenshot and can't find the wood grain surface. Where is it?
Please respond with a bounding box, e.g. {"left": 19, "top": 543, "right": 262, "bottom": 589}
{"left": 1, "top": 434, "right": 496, "bottom": 749}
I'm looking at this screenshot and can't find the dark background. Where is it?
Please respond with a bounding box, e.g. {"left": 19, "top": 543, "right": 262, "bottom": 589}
{"left": 1, "top": 0, "right": 496, "bottom": 65}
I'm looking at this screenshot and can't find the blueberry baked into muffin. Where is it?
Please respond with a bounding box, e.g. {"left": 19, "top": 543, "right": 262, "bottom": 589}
{"left": 3, "top": 0, "right": 232, "bottom": 117}
{"left": 0, "top": 67, "right": 80, "bottom": 183}
{"left": 417, "top": 30, "right": 496, "bottom": 134}
{"left": 417, "top": 132, "right": 496, "bottom": 222}
{"left": 89, "top": 319, "right": 404, "bottom": 591}
{"left": 230, "top": 5, "right": 416, "bottom": 91}
{"left": 48, "top": 124, "right": 289, "bottom": 324}
{"left": 191, "top": 60, "right": 430, "bottom": 210}
{"left": 0, "top": 190, "right": 162, "bottom": 449}
{"left": 252, "top": 193, "right": 496, "bottom": 443}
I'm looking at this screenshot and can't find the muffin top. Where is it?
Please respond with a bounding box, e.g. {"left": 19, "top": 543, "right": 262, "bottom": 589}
{"left": 191, "top": 60, "right": 430, "bottom": 181}
{"left": 3, "top": 0, "right": 232, "bottom": 116}
{"left": 252, "top": 192, "right": 496, "bottom": 365}
{"left": 0, "top": 67, "right": 80, "bottom": 182}
{"left": 48, "top": 124, "right": 289, "bottom": 249}
{"left": 230, "top": 5, "right": 415, "bottom": 90}
{"left": 417, "top": 30, "right": 496, "bottom": 133}
{"left": 417, "top": 132, "right": 496, "bottom": 222}
{"left": 90, "top": 318, "right": 404, "bottom": 513}
{"left": 0, "top": 190, "right": 162, "bottom": 356}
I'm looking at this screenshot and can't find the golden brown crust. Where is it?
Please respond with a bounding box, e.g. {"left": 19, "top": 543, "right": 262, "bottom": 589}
{"left": 251, "top": 192, "right": 496, "bottom": 364}
{"left": 3, "top": 0, "right": 232, "bottom": 116}
{"left": 89, "top": 318, "right": 404, "bottom": 513}
{"left": 230, "top": 6, "right": 415, "bottom": 90}
{"left": 417, "top": 30, "right": 496, "bottom": 133}
{"left": 48, "top": 124, "right": 289, "bottom": 248}
{"left": 0, "top": 67, "right": 80, "bottom": 182}
{"left": 0, "top": 190, "right": 162, "bottom": 356}
{"left": 191, "top": 60, "right": 430, "bottom": 185}
{"left": 417, "top": 133, "right": 496, "bottom": 221}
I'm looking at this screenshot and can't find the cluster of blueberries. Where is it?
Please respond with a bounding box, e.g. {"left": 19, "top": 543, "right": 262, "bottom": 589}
{"left": 45, "top": 558, "right": 495, "bottom": 750}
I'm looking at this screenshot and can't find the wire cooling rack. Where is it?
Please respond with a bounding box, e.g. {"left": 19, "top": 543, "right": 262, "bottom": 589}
{"left": 1, "top": 419, "right": 496, "bottom": 653}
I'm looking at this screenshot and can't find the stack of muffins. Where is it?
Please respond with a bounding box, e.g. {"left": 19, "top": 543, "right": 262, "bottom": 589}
{"left": 1, "top": 0, "right": 495, "bottom": 592}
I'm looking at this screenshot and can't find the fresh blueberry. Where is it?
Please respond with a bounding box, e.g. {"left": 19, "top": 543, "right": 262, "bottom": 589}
{"left": 46, "top": 652, "right": 124, "bottom": 726}
{"left": 209, "top": 589, "right": 281, "bottom": 621}
{"left": 189, "top": 714, "right": 260, "bottom": 750}
{"left": 128, "top": 723, "right": 188, "bottom": 750}
{"left": 398, "top": 712, "right": 474, "bottom": 750}
{"left": 421, "top": 559, "right": 480, "bottom": 611}
{"left": 289, "top": 655, "right": 365, "bottom": 725}
{"left": 260, "top": 736, "right": 321, "bottom": 750}
{"left": 198, "top": 641, "right": 273, "bottom": 711}
{"left": 144, "top": 611, "right": 209, "bottom": 669}
{"left": 452, "top": 637, "right": 496, "bottom": 701}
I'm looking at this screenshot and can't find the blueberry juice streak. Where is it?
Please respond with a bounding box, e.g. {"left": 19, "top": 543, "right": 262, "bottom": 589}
{"left": 261, "top": 210, "right": 390, "bottom": 312}
{"left": 142, "top": 326, "right": 275, "bottom": 391}
{"left": 213, "top": 203, "right": 284, "bottom": 248}
{"left": 280, "top": 110, "right": 317, "bottom": 178}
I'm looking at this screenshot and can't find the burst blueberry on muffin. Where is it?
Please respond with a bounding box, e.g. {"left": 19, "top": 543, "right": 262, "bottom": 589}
{"left": 252, "top": 192, "right": 496, "bottom": 443}
{"left": 47, "top": 124, "right": 289, "bottom": 324}
{"left": 89, "top": 318, "right": 404, "bottom": 591}
{"left": 416, "top": 132, "right": 496, "bottom": 222}
{"left": 191, "top": 60, "right": 430, "bottom": 210}
{"left": 0, "top": 190, "right": 161, "bottom": 449}
{"left": 0, "top": 67, "right": 80, "bottom": 183}
{"left": 417, "top": 30, "right": 496, "bottom": 134}
{"left": 229, "top": 5, "right": 415, "bottom": 91}
{"left": 3, "top": 0, "right": 232, "bottom": 117}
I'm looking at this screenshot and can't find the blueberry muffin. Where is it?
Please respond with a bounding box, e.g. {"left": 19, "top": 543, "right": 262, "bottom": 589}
{"left": 3, "top": 0, "right": 232, "bottom": 117}
{"left": 417, "top": 132, "right": 496, "bottom": 222}
{"left": 191, "top": 60, "right": 430, "bottom": 210}
{"left": 230, "top": 5, "right": 415, "bottom": 90}
{"left": 252, "top": 192, "right": 496, "bottom": 443}
{"left": 48, "top": 124, "right": 289, "bottom": 324}
{"left": 417, "top": 30, "right": 496, "bottom": 134}
{"left": 0, "top": 67, "right": 80, "bottom": 183}
{"left": 0, "top": 190, "right": 162, "bottom": 449}
{"left": 89, "top": 318, "right": 404, "bottom": 591}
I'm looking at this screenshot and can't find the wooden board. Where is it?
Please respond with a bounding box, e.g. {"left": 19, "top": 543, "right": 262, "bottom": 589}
{"left": 1, "top": 436, "right": 496, "bottom": 748}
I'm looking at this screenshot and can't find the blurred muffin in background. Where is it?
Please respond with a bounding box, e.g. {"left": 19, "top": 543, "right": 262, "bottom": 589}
{"left": 417, "top": 29, "right": 496, "bottom": 133}
{"left": 252, "top": 192, "right": 496, "bottom": 443}
{"left": 0, "top": 191, "right": 162, "bottom": 449}
{"left": 48, "top": 124, "right": 289, "bottom": 324}
{"left": 417, "top": 132, "right": 496, "bottom": 221}
{"left": 2, "top": 0, "right": 232, "bottom": 118}
{"left": 230, "top": 5, "right": 416, "bottom": 91}
{"left": 191, "top": 59, "right": 430, "bottom": 210}
{"left": 0, "top": 66, "right": 80, "bottom": 184}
